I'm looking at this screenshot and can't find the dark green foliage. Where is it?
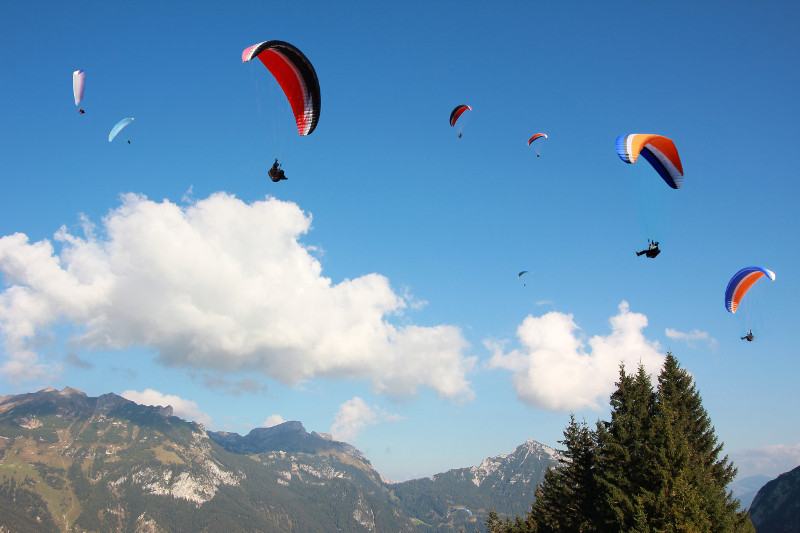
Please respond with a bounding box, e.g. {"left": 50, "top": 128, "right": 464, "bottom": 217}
{"left": 490, "top": 353, "right": 755, "bottom": 533}
{"left": 527, "top": 415, "right": 599, "bottom": 532}
{"left": 486, "top": 508, "right": 503, "bottom": 533}
{"left": 594, "top": 364, "right": 659, "bottom": 530}
{"left": 32, "top": 461, "right": 67, "bottom": 490}
{"left": 0, "top": 476, "right": 60, "bottom": 532}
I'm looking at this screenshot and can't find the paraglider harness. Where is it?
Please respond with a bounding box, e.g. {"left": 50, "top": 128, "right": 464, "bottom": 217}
{"left": 741, "top": 330, "right": 755, "bottom": 342}
{"left": 268, "top": 158, "right": 287, "bottom": 182}
{"left": 636, "top": 240, "right": 660, "bottom": 258}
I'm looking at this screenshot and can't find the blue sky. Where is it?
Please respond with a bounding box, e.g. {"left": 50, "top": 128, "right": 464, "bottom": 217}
{"left": 2, "top": 0, "right": 799, "bottom": 482}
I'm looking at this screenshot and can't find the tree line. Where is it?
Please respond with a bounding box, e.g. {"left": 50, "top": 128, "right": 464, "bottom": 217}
{"left": 485, "top": 353, "right": 755, "bottom": 532}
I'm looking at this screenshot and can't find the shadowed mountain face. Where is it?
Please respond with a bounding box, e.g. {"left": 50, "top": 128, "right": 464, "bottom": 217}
{"left": 389, "top": 439, "right": 561, "bottom": 528}
{"left": 208, "top": 421, "right": 368, "bottom": 463}
{"left": 749, "top": 465, "right": 800, "bottom": 533}
{"left": 0, "top": 387, "right": 560, "bottom": 532}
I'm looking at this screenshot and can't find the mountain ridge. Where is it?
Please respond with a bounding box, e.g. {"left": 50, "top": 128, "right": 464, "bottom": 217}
{"left": 0, "top": 386, "right": 562, "bottom": 531}
{"left": 2, "top": 386, "right": 791, "bottom": 531}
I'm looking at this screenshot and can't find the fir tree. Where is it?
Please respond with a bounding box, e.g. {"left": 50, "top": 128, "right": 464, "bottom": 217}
{"left": 527, "top": 414, "right": 598, "bottom": 532}
{"left": 486, "top": 508, "right": 504, "bottom": 533}
{"left": 494, "top": 353, "right": 755, "bottom": 532}
{"left": 648, "top": 352, "right": 754, "bottom": 532}
{"left": 595, "top": 364, "right": 658, "bottom": 530}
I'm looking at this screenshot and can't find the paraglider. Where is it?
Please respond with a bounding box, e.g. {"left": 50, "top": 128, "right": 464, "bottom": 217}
{"left": 447, "top": 508, "right": 473, "bottom": 518}
{"left": 108, "top": 118, "right": 134, "bottom": 143}
{"left": 449, "top": 105, "right": 471, "bottom": 138}
{"left": 616, "top": 134, "right": 684, "bottom": 189}
{"left": 242, "top": 40, "right": 321, "bottom": 136}
{"left": 636, "top": 239, "right": 660, "bottom": 259}
{"left": 517, "top": 271, "right": 531, "bottom": 286}
{"left": 725, "top": 266, "right": 775, "bottom": 314}
{"left": 527, "top": 133, "right": 548, "bottom": 157}
{"left": 73, "top": 70, "right": 85, "bottom": 114}
{"left": 725, "top": 266, "right": 776, "bottom": 341}
{"left": 617, "top": 134, "right": 683, "bottom": 257}
{"left": 268, "top": 158, "right": 287, "bottom": 182}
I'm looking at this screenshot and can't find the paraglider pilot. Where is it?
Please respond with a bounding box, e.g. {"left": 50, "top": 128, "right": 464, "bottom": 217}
{"left": 636, "top": 239, "right": 660, "bottom": 258}
{"left": 741, "top": 330, "right": 755, "bottom": 342}
{"left": 79, "top": 109, "right": 85, "bottom": 114}
{"left": 268, "top": 158, "right": 287, "bottom": 182}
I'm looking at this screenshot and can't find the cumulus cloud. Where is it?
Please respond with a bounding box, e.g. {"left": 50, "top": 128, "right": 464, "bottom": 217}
{"left": 121, "top": 388, "right": 212, "bottom": 426}
{"left": 0, "top": 192, "right": 475, "bottom": 399}
{"left": 330, "top": 396, "right": 402, "bottom": 442}
{"left": 732, "top": 442, "right": 800, "bottom": 479}
{"left": 665, "top": 328, "right": 718, "bottom": 351}
{"left": 486, "top": 301, "right": 664, "bottom": 411}
{"left": 262, "top": 414, "right": 285, "bottom": 428}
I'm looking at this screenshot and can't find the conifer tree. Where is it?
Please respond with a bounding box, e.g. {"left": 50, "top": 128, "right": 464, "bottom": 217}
{"left": 485, "top": 508, "right": 504, "bottom": 533}
{"left": 649, "top": 352, "right": 754, "bottom": 532}
{"left": 594, "top": 364, "right": 658, "bottom": 529}
{"left": 496, "top": 353, "right": 755, "bottom": 532}
{"left": 527, "top": 414, "right": 598, "bottom": 532}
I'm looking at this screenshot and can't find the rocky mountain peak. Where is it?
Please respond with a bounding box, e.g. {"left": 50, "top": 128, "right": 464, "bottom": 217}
{"left": 59, "top": 386, "right": 87, "bottom": 396}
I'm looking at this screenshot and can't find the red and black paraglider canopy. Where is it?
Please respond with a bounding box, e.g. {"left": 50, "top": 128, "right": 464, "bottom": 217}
{"left": 243, "top": 40, "right": 321, "bottom": 136}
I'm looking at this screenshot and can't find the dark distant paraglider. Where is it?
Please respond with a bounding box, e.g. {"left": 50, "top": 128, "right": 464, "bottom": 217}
{"left": 517, "top": 271, "right": 531, "bottom": 286}
{"left": 268, "top": 158, "right": 287, "bottom": 182}
{"left": 636, "top": 240, "right": 660, "bottom": 258}
{"left": 242, "top": 40, "right": 321, "bottom": 136}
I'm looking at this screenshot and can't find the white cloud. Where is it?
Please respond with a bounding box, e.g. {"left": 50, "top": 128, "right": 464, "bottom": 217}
{"left": 486, "top": 301, "right": 664, "bottom": 411}
{"left": 732, "top": 442, "right": 800, "bottom": 479}
{"left": 0, "top": 192, "right": 475, "bottom": 399}
{"left": 665, "top": 328, "right": 718, "bottom": 351}
{"left": 121, "top": 388, "right": 212, "bottom": 426}
{"left": 330, "top": 397, "right": 402, "bottom": 442}
{"left": 262, "top": 414, "right": 285, "bottom": 428}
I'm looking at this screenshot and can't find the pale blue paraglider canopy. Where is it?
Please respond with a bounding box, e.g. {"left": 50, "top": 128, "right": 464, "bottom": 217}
{"left": 109, "top": 118, "right": 134, "bottom": 142}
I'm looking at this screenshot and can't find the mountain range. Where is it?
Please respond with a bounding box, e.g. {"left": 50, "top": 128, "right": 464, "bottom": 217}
{"left": 2, "top": 386, "right": 794, "bottom": 532}
{"left": 0, "top": 387, "right": 560, "bottom": 532}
